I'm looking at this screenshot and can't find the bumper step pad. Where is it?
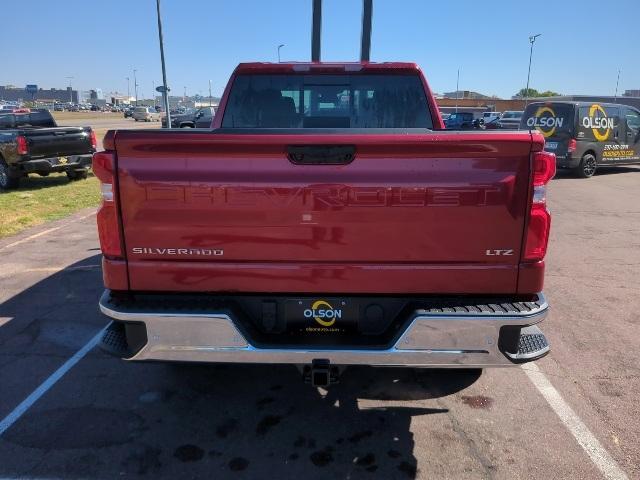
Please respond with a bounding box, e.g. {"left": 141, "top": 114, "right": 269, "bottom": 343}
{"left": 100, "top": 322, "right": 129, "bottom": 357}
{"left": 504, "top": 325, "right": 550, "bottom": 363}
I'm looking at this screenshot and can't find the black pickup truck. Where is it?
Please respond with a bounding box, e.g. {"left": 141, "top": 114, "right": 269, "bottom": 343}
{"left": 0, "top": 109, "right": 96, "bottom": 190}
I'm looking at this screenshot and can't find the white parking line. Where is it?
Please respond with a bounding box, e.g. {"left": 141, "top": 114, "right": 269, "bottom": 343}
{"left": 523, "top": 363, "right": 629, "bottom": 480}
{"left": 0, "top": 211, "right": 96, "bottom": 253}
{"left": 0, "top": 325, "right": 108, "bottom": 437}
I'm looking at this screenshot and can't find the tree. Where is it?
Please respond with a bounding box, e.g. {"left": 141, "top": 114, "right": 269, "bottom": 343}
{"left": 514, "top": 88, "right": 539, "bottom": 98}
{"left": 513, "top": 88, "right": 561, "bottom": 98}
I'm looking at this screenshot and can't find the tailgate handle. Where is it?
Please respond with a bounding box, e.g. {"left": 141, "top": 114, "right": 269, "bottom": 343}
{"left": 287, "top": 145, "right": 356, "bottom": 165}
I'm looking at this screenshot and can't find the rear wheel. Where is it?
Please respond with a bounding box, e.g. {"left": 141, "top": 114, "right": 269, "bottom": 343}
{"left": 0, "top": 159, "right": 20, "bottom": 190}
{"left": 574, "top": 152, "right": 597, "bottom": 178}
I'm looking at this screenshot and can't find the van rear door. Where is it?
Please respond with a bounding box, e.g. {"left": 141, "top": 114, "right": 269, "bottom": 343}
{"left": 522, "top": 103, "right": 575, "bottom": 158}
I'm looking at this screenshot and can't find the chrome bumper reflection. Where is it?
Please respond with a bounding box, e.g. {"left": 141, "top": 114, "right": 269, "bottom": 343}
{"left": 99, "top": 292, "right": 548, "bottom": 367}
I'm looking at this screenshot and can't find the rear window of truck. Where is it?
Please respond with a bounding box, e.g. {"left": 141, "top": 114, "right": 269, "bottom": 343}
{"left": 221, "top": 74, "right": 432, "bottom": 129}
{"left": 0, "top": 110, "right": 56, "bottom": 129}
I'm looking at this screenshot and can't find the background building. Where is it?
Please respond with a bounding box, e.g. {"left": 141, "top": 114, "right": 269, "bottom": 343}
{"left": 0, "top": 85, "right": 78, "bottom": 103}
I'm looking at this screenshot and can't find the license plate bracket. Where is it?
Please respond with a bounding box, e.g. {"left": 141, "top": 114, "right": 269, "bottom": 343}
{"left": 285, "top": 298, "right": 358, "bottom": 334}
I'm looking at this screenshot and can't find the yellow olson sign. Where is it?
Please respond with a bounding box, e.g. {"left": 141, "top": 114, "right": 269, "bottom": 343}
{"left": 527, "top": 106, "right": 563, "bottom": 138}
{"left": 582, "top": 104, "right": 615, "bottom": 141}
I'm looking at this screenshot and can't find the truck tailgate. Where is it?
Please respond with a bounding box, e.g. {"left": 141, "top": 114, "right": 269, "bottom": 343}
{"left": 114, "top": 130, "right": 534, "bottom": 294}
{"left": 22, "top": 127, "right": 92, "bottom": 159}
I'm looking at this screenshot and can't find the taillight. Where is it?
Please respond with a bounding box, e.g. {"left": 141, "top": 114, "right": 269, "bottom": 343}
{"left": 532, "top": 150, "right": 556, "bottom": 186}
{"left": 524, "top": 151, "right": 555, "bottom": 262}
{"left": 92, "top": 151, "right": 123, "bottom": 258}
{"left": 16, "top": 135, "right": 28, "bottom": 155}
{"left": 89, "top": 130, "right": 97, "bottom": 150}
{"left": 567, "top": 138, "right": 577, "bottom": 153}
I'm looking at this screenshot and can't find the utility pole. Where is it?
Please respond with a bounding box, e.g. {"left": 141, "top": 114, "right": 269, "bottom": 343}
{"left": 156, "top": 0, "right": 171, "bottom": 127}
{"left": 524, "top": 34, "right": 541, "bottom": 108}
{"left": 360, "top": 0, "right": 372, "bottom": 62}
{"left": 614, "top": 68, "right": 621, "bottom": 103}
{"left": 66, "top": 76, "right": 74, "bottom": 103}
{"left": 133, "top": 69, "right": 138, "bottom": 106}
{"left": 311, "top": 0, "right": 322, "bottom": 61}
{"left": 278, "top": 44, "right": 285, "bottom": 63}
{"left": 455, "top": 69, "right": 459, "bottom": 113}
{"left": 209, "top": 79, "right": 212, "bottom": 107}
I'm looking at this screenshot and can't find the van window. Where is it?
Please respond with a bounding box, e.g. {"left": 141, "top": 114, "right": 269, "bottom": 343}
{"left": 522, "top": 103, "right": 574, "bottom": 138}
{"left": 577, "top": 104, "right": 619, "bottom": 142}
{"left": 625, "top": 109, "right": 640, "bottom": 136}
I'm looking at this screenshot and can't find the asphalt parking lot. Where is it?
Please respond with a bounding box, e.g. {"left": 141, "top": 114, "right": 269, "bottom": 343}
{"left": 0, "top": 141, "right": 639, "bottom": 478}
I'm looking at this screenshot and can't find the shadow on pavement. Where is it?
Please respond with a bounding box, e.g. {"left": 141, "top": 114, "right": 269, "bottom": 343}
{"left": 0, "top": 256, "right": 482, "bottom": 479}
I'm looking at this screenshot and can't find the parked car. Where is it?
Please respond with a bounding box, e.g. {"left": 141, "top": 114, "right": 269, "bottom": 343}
{"left": 133, "top": 106, "right": 161, "bottom": 122}
{"left": 123, "top": 107, "right": 134, "bottom": 118}
{"left": 484, "top": 117, "right": 503, "bottom": 130}
{"left": 0, "top": 109, "right": 96, "bottom": 189}
{"left": 94, "top": 61, "right": 554, "bottom": 385}
{"left": 444, "top": 112, "right": 484, "bottom": 130}
{"left": 483, "top": 111, "right": 501, "bottom": 123}
{"left": 521, "top": 101, "right": 640, "bottom": 178}
{"left": 162, "top": 107, "right": 216, "bottom": 128}
{"left": 498, "top": 110, "right": 524, "bottom": 129}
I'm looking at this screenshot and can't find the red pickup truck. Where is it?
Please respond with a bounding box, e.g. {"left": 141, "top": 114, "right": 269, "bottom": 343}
{"left": 94, "top": 62, "right": 555, "bottom": 386}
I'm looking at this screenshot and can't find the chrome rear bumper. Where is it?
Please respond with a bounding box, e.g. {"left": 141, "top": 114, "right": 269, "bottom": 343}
{"left": 98, "top": 291, "right": 549, "bottom": 367}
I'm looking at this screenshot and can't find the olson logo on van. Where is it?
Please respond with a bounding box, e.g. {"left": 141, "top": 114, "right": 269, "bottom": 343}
{"left": 526, "top": 106, "right": 564, "bottom": 138}
{"left": 303, "top": 300, "right": 342, "bottom": 327}
{"left": 582, "top": 104, "right": 615, "bottom": 141}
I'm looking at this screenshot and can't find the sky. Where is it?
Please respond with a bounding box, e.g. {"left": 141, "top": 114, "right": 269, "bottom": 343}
{"left": 1, "top": 0, "right": 637, "bottom": 99}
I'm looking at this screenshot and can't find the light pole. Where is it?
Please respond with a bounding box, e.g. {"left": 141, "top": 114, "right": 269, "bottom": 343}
{"left": 524, "top": 33, "right": 541, "bottom": 108}
{"left": 278, "top": 43, "right": 285, "bottom": 63}
{"left": 209, "top": 79, "right": 212, "bottom": 107}
{"left": 152, "top": 81, "right": 156, "bottom": 108}
{"left": 455, "top": 69, "right": 460, "bottom": 113}
{"left": 133, "top": 69, "right": 139, "bottom": 106}
{"left": 156, "top": 0, "right": 171, "bottom": 127}
{"left": 614, "top": 68, "right": 621, "bottom": 103}
{"left": 126, "top": 77, "right": 130, "bottom": 101}
{"left": 66, "top": 76, "right": 74, "bottom": 103}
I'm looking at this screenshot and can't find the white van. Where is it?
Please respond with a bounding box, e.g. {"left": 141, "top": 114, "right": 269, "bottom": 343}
{"left": 133, "top": 107, "right": 160, "bottom": 122}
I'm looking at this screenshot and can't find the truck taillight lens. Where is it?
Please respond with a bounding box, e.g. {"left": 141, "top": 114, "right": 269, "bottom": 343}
{"left": 524, "top": 151, "right": 555, "bottom": 262}
{"left": 92, "top": 151, "right": 123, "bottom": 258}
{"left": 567, "top": 138, "right": 577, "bottom": 153}
{"left": 532, "top": 150, "right": 556, "bottom": 187}
{"left": 16, "top": 135, "right": 28, "bottom": 155}
{"left": 89, "top": 130, "right": 97, "bottom": 150}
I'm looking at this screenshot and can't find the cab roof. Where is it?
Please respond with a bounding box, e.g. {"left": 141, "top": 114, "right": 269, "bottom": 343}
{"left": 526, "top": 100, "right": 627, "bottom": 108}
{"left": 234, "top": 62, "right": 421, "bottom": 74}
